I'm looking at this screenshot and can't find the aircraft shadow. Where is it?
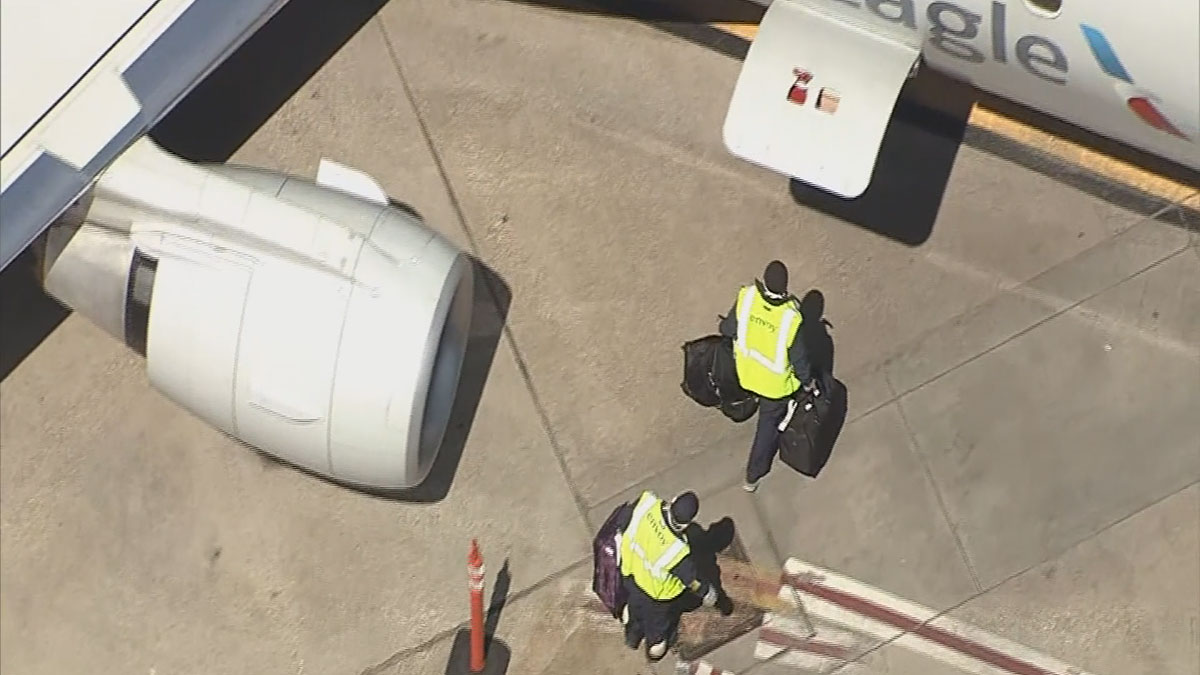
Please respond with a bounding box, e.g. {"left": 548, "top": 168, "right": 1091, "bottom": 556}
{"left": 150, "top": 0, "right": 391, "bottom": 162}
{"left": 787, "top": 68, "right": 975, "bottom": 247}
{"left": 0, "top": 249, "right": 71, "bottom": 382}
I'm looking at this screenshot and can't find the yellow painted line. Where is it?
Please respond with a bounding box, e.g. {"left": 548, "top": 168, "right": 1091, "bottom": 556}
{"left": 968, "top": 107, "right": 1196, "bottom": 203}
{"left": 708, "top": 22, "right": 1198, "bottom": 205}
{"left": 710, "top": 21, "right": 759, "bottom": 40}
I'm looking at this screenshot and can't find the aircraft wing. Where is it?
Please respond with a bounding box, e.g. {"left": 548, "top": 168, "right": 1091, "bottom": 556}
{"left": 0, "top": 0, "right": 289, "bottom": 271}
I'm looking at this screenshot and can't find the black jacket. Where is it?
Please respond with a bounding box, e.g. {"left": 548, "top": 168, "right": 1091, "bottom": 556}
{"left": 612, "top": 500, "right": 710, "bottom": 599}
{"left": 718, "top": 281, "right": 812, "bottom": 390}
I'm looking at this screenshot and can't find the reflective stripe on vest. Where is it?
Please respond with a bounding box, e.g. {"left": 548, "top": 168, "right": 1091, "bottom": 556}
{"left": 619, "top": 492, "right": 689, "bottom": 600}
{"left": 733, "top": 285, "right": 802, "bottom": 399}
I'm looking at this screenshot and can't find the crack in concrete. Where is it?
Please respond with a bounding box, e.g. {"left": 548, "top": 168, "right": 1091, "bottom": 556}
{"left": 374, "top": 18, "right": 595, "bottom": 535}
{"left": 850, "top": 241, "right": 1194, "bottom": 433}
{"left": 739, "top": 479, "right": 1200, "bottom": 675}
{"left": 886, "top": 370, "right": 985, "bottom": 595}
{"left": 359, "top": 556, "right": 592, "bottom": 674}
{"left": 833, "top": 479, "right": 1200, "bottom": 674}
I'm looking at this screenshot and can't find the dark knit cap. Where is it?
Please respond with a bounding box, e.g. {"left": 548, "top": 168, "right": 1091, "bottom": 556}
{"left": 764, "top": 260, "right": 788, "bottom": 295}
{"left": 670, "top": 491, "right": 699, "bottom": 525}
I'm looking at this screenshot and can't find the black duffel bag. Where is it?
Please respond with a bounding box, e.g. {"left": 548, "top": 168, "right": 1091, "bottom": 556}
{"left": 680, "top": 335, "right": 723, "bottom": 408}
{"left": 778, "top": 370, "right": 842, "bottom": 478}
{"left": 680, "top": 334, "right": 759, "bottom": 423}
{"left": 712, "top": 335, "right": 758, "bottom": 423}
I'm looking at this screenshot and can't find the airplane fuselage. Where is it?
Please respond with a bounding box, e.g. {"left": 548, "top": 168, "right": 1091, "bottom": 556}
{"left": 817, "top": 0, "right": 1198, "bottom": 169}
{"left": 725, "top": 0, "right": 1198, "bottom": 195}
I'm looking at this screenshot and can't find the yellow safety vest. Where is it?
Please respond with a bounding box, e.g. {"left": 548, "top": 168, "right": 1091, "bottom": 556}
{"left": 732, "top": 284, "right": 803, "bottom": 399}
{"left": 619, "top": 491, "right": 691, "bottom": 601}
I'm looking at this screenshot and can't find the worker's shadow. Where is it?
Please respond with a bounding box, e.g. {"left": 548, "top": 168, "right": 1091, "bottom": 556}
{"left": 797, "top": 290, "right": 848, "bottom": 478}
{"left": 680, "top": 517, "right": 738, "bottom": 616}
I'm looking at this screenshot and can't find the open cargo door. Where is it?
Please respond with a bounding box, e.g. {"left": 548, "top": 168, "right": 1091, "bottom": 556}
{"left": 722, "top": 0, "right": 920, "bottom": 198}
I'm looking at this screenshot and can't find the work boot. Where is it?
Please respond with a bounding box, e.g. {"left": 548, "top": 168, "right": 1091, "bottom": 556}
{"left": 647, "top": 641, "right": 668, "bottom": 661}
{"left": 742, "top": 480, "right": 759, "bottom": 493}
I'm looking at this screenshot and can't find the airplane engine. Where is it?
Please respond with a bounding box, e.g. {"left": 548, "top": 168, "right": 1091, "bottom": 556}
{"left": 37, "top": 139, "right": 474, "bottom": 491}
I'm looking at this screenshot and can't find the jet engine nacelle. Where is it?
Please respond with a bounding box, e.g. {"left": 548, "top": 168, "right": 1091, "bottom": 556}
{"left": 39, "top": 138, "right": 474, "bottom": 491}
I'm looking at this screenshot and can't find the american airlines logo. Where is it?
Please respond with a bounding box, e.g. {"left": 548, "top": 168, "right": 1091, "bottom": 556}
{"left": 826, "top": 0, "right": 1193, "bottom": 141}
{"left": 1079, "top": 24, "right": 1189, "bottom": 140}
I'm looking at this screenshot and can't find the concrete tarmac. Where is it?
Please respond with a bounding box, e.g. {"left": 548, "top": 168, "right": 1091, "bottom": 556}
{"left": 1, "top": 1, "right": 1197, "bottom": 674}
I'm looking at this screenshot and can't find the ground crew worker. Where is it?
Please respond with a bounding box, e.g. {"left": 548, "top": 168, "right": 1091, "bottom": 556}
{"left": 718, "top": 260, "right": 815, "bottom": 493}
{"left": 613, "top": 490, "right": 717, "bottom": 661}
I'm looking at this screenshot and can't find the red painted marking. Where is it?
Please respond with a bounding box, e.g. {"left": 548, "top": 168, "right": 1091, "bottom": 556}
{"left": 1127, "top": 98, "right": 1187, "bottom": 138}
{"left": 782, "top": 572, "right": 1057, "bottom": 675}
{"left": 787, "top": 67, "right": 812, "bottom": 105}
{"left": 758, "top": 627, "right": 855, "bottom": 661}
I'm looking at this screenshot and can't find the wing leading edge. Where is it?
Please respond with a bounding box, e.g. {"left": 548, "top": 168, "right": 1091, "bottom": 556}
{"left": 0, "top": 0, "right": 289, "bottom": 271}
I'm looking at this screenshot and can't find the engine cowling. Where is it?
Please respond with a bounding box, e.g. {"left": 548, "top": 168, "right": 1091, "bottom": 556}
{"left": 39, "top": 138, "right": 474, "bottom": 491}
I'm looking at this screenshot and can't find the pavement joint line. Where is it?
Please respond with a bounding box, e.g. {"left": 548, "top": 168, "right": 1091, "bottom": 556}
{"left": 880, "top": 240, "right": 1193, "bottom": 406}
{"left": 374, "top": 18, "right": 595, "bottom": 533}
{"left": 747, "top": 478, "right": 787, "bottom": 570}
{"left": 360, "top": 555, "right": 593, "bottom": 675}
{"left": 587, "top": 444, "right": 745, "bottom": 513}
{"left": 891, "top": 389, "right": 985, "bottom": 594}
{"left": 591, "top": 211, "right": 1191, "bottom": 518}
{"left": 842, "top": 205, "right": 1193, "bottom": 423}
{"left": 807, "top": 477, "right": 1200, "bottom": 675}
{"left": 736, "top": 479, "right": 1197, "bottom": 675}
{"left": 567, "top": 112, "right": 784, "bottom": 202}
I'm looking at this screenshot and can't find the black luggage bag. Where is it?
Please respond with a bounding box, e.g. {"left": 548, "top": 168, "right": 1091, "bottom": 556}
{"left": 680, "top": 334, "right": 759, "bottom": 423}
{"left": 680, "top": 335, "right": 723, "bottom": 408}
{"left": 710, "top": 335, "right": 758, "bottom": 422}
{"left": 778, "top": 371, "right": 842, "bottom": 478}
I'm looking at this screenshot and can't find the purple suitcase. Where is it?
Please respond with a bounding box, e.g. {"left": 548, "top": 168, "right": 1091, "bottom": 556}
{"left": 592, "top": 503, "right": 629, "bottom": 619}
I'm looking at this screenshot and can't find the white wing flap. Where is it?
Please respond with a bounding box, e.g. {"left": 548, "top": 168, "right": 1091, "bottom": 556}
{"left": 722, "top": 0, "right": 919, "bottom": 198}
